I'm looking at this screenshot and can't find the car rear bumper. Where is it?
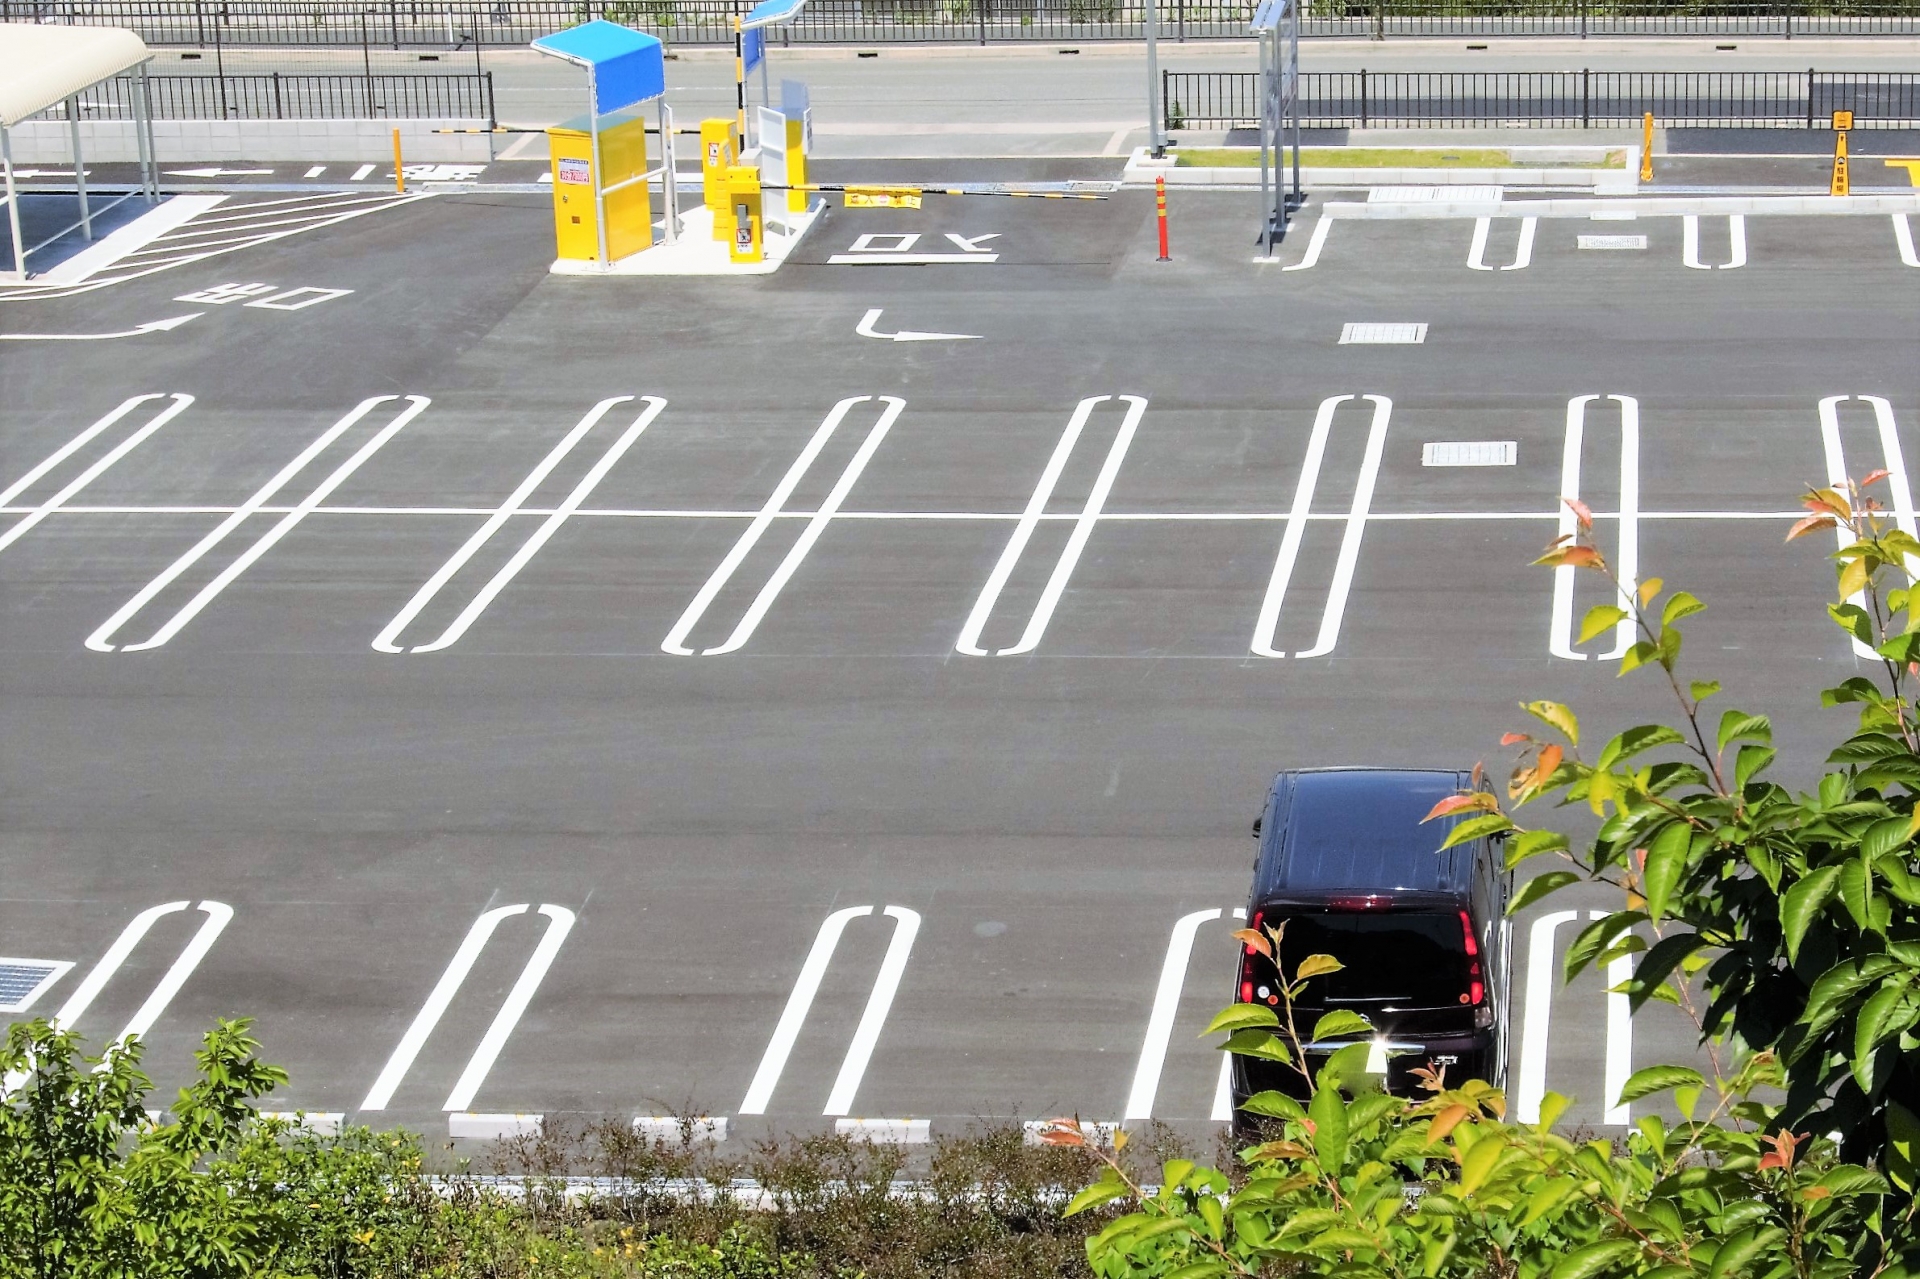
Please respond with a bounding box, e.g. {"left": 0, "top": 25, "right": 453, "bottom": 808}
{"left": 1232, "top": 1030, "right": 1500, "bottom": 1105}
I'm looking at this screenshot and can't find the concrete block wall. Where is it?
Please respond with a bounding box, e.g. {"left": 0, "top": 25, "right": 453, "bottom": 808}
{"left": 6, "top": 118, "right": 494, "bottom": 164}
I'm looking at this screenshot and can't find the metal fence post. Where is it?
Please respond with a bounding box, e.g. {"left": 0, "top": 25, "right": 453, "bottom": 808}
{"left": 1785, "top": 0, "right": 1793, "bottom": 40}
{"left": 1360, "top": 67, "right": 1368, "bottom": 128}
{"left": 1582, "top": 66, "right": 1589, "bottom": 126}
{"left": 273, "top": 69, "right": 283, "bottom": 118}
{"left": 977, "top": 0, "right": 986, "bottom": 45}
{"left": 363, "top": 12, "right": 376, "bottom": 116}
{"left": 485, "top": 68, "right": 496, "bottom": 129}
{"left": 1807, "top": 67, "right": 1815, "bottom": 127}
{"left": 391, "top": 0, "right": 400, "bottom": 49}
{"left": 1580, "top": 0, "right": 1586, "bottom": 39}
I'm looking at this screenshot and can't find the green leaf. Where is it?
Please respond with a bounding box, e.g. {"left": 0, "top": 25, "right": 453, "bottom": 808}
{"left": 1717, "top": 710, "right": 1772, "bottom": 754}
{"left": 1276, "top": 1207, "right": 1343, "bottom": 1238}
{"left": 1617, "top": 640, "right": 1659, "bottom": 676}
{"left": 1661, "top": 590, "right": 1705, "bottom": 628}
{"left": 1838, "top": 855, "right": 1872, "bottom": 931}
{"left": 1813, "top": 1165, "right": 1890, "bottom": 1198}
{"left": 1853, "top": 979, "right": 1920, "bottom": 1094}
{"left": 1577, "top": 606, "right": 1626, "bottom": 646}
{"left": 1596, "top": 724, "right": 1684, "bottom": 769}
{"left": 1708, "top": 1226, "right": 1785, "bottom": 1279}
{"left": 1863, "top": 814, "right": 1917, "bottom": 861}
{"left": 1457, "top": 1134, "right": 1505, "bottom": 1196}
{"left": 1308, "top": 1085, "right": 1349, "bottom": 1176}
{"left": 1734, "top": 744, "right": 1776, "bottom": 791}
{"left": 1223, "top": 1028, "right": 1294, "bottom": 1064}
{"left": 1294, "top": 954, "right": 1343, "bottom": 981}
{"left": 1310, "top": 1010, "right": 1374, "bottom": 1041}
{"left": 1547, "top": 1238, "right": 1640, "bottom": 1279}
{"left": 1164, "top": 1263, "right": 1226, "bottom": 1279}
{"left": 1886, "top": 1101, "right": 1920, "bottom": 1192}
{"left": 1642, "top": 821, "right": 1694, "bottom": 923}
{"left": 1562, "top": 911, "right": 1645, "bottom": 984}
{"left": 1064, "top": 1178, "right": 1132, "bottom": 1217}
{"left": 1505, "top": 829, "right": 1569, "bottom": 870}
{"left": 1621, "top": 932, "right": 1711, "bottom": 1011}
{"left": 1800, "top": 955, "right": 1902, "bottom": 1038}
{"left": 1690, "top": 679, "right": 1722, "bottom": 702}
{"left": 1239, "top": 1090, "right": 1308, "bottom": 1123}
{"left": 1439, "top": 813, "right": 1513, "bottom": 851}
{"left": 1780, "top": 864, "right": 1842, "bottom": 964}
{"left": 1202, "top": 1004, "right": 1279, "bottom": 1037}
{"left": 1616, "top": 1064, "right": 1705, "bottom": 1106}
{"left": 1524, "top": 699, "right": 1581, "bottom": 744}
{"left": 1536, "top": 1091, "right": 1572, "bottom": 1133}
{"left": 1509, "top": 871, "right": 1581, "bottom": 914}
{"left": 1830, "top": 602, "right": 1876, "bottom": 645}
{"left": 1520, "top": 1176, "right": 1579, "bottom": 1226}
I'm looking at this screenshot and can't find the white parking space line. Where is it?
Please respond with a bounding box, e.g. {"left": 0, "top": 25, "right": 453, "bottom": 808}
{"left": 86, "top": 395, "right": 429, "bottom": 653}
{"left": 1516, "top": 909, "right": 1634, "bottom": 1126}
{"left": 956, "top": 395, "right": 1146, "bottom": 657}
{"left": 374, "top": 396, "right": 666, "bottom": 654}
{"left": 359, "top": 903, "right": 575, "bottom": 1113}
{"left": 1819, "top": 394, "right": 1918, "bottom": 659}
{"left": 1682, "top": 214, "right": 1746, "bottom": 270}
{"left": 662, "top": 397, "right": 895, "bottom": 657}
{"left": 1125, "top": 906, "right": 1241, "bottom": 1121}
{"left": 1279, "top": 216, "right": 1331, "bottom": 271}
{"left": 1897, "top": 215, "right": 1920, "bottom": 267}
{"left": 739, "top": 905, "right": 921, "bottom": 1118}
{"left": 1549, "top": 395, "right": 1639, "bottom": 662}
{"left": 1467, "top": 216, "right": 1535, "bottom": 271}
{"left": 0, "top": 393, "right": 191, "bottom": 557}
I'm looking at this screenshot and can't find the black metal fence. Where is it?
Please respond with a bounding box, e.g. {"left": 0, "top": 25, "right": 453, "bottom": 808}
{"left": 1165, "top": 68, "right": 1920, "bottom": 127}
{"left": 8, "top": 0, "right": 1920, "bottom": 47}
{"left": 33, "top": 71, "right": 496, "bottom": 120}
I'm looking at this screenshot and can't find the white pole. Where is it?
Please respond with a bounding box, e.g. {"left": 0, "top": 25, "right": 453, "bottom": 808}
{"left": 67, "top": 96, "right": 91, "bottom": 242}
{"left": 2, "top": 126, "right": 25, "bottom": 282}
{"left": 1145, "top": 0, "right": 1163, "bottom": 156}
{"left": 138, "top": 64, "right": 158, "bottom": 201}
{"left": 660, "top": 99, "right": 677, "bottom": 245}
{"left": 589, "top": 67, "right": 607, "bottom": 267}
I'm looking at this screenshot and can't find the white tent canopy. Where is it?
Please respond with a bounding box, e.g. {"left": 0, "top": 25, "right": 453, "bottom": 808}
{"left": 0, "top": 23, "right": 157, "bottom": 281}
{"left": 0, "top": 23, "right": 150, "bottom": 128}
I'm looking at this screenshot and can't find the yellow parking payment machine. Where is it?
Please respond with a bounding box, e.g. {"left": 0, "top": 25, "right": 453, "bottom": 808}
{"left": 701, "top": 117, "right": 739, "bottom": 236}
{"left": 547, "top": 112, "right": 652, "bottom": 264}
{"left": 726, "top": 165, "right": 763, "bottom": 264}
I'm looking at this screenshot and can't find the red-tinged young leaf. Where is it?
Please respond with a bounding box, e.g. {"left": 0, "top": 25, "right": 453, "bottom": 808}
{"left": 1251, "top": 1140, "right": 1310, "bottom": 1160}
{"left": 1422, "top": 793, "right": 1493, "bottom": 823}
{"left": 1471, "top": 760, "right": 1485, "bottom": 788}
{"left": 1757, "top": 1130, "right": 1806, "bottom": 1172}
{"left": 1804, "top": 487, "right": 1854, "bottom": 519}
{"left": 1864, "top": 468, "right": 1892, "bottom": 487}
{"left": 1532, "top": 743, "right": 1564, "bottom": 788}
{"left": 1786, "top": 514, "right": 1837, "bottom": 542}
{"left": 1038, "top": 1121, "right": 1086, "bottom": 1147}
{"left": 1501, "top": 732, "right": 1531, "bottom": 746}
{"left": 1559, "top": 546, "right": 1602, "bottom": 569}
{"left": 1563, "top": 496, "right": 1594, "bottom": 531}
{"left": 1231, "top": 928, "right": 1271, "bottom": 959}
{"left": 1427, "top": 1104, "right": 1473, "bottom": 1143}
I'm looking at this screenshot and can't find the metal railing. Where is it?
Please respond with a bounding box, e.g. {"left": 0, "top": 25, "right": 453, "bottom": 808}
{"left": 7, "top": 0, "right": 1920, "bottom": 47}
{"left": 1164, "top": 68, "right": 1920, "bottom": 127}
{"left": 32, "top": 71, "right": 496, "bottom": 120}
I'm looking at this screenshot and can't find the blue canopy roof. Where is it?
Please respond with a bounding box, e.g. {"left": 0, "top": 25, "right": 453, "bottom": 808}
{"left": 1249, "top": 0, "right": 1291, "bottom": 30}
{"left": 531, "top": 20, "right": 665, "bottom": 115}
{"left": 742, "top": 0, "right": 808, "bottom": 30}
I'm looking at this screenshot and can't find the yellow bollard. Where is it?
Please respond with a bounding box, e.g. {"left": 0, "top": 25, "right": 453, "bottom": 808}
{"left": 1640, "top": 112, "right": 1653, "bottom": 183}
{"left": 725, "top": 164, "right": 763, "bottom": 264}
{"left": 393, "top": 128, "right": 405, "bottom": 194}
{"left": 1831, "top": 109, "right": 1854, "bottom": 197}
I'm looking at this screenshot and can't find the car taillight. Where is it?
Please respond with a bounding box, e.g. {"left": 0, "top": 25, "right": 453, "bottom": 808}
{"left": 1328, "top": 895, "right": 1392, "bottom": 911}
{"left": 1460, "top": 909, "right": 1484, "bottom": 1006}
{"left": 1239, "top": 910, "right": 1276, "bottom": 1006}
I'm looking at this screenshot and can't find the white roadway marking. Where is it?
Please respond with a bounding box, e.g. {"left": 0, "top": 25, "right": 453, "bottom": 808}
{"left": 1249, "top": 394, "right": 1391, "bottom": 659}
{"left": 1682, "top": 214, "right": 1746, "bottom": 270}
{"left": 85, "top": 395, "right": 430, "bottom": 652}
{"left": 0, "top": 315, "right": 201, "bottom": 341}
{"left": 1897, "top": 215, "right": 1920, "bottom": 267}
{"left": 738, "top": 905, "right": 921, "bottom": 1117}
{"left": 662, "top": 397, "right": 886, "bottom": 656}
{"left": 351, "top": 164, "right": 375, "bottom": 181}
{"left": 359, "top": 903, "right": 575, "bottom": 1112}
{"left": 1125, "top": 906, "right": 1242, "bottom": 1122}
{"left": 1467, "top": 216, "right": 1536, "bottom": 271}
{"left": 0, "top": 394, "right": 192, "bottom": 557}
{"left": 1819, "top": 394, "right": 1918, "bottom": 660}
{"left": 955, "top": 395, "right": 1147, "bottom": 656}
{"left": 1279, "top": 216, "right": 1331, "bottom": 271}
{"left": 854, "top": 309, "right": 981, "bottom": 342}
{"left": 1515, "top": 909, "right": 1634, "bottom": 1126}
{"left": 373, "top": 396, "right": 666, "bottom": 654}
{"left": 51, "top": 900, "right": 232, "bottom": 1050}
{"left": 1549, "top": 395, "right": 1640, "bottom": 661}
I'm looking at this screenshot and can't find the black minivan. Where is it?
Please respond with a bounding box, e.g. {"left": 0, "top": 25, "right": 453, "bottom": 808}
{"left": 1231, "top": 768, "right": 1512, "bottom": 1119}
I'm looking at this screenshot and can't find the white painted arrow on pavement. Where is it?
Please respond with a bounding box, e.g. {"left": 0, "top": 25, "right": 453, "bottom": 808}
{"left": 855, "top": 308, "right": 980, "bottom": 343}
{"left": 0, "top": 314, "right": 201, "bottom": 341}
{"left": 164, "top": 167, "right": 275, "bottom": 178}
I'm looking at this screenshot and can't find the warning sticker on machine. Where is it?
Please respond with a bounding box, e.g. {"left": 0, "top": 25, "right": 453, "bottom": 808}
{"left": 557, "top": 158, "right": 591, "bottom": 185}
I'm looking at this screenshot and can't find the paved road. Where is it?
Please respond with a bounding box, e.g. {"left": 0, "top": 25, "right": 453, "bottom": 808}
{"left": 1, "top": 186, "right": 1912, "bottom": 1147}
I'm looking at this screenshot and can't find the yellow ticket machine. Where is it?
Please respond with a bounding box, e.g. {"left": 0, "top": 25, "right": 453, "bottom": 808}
{"left": 726, "top": 165, "right": 763, "bottom": 264}
{"left": 548, "top": 111, "right": 652, "bottom": 264}
{"left": 701, "top": 117, "right": 739, "bottom": 239}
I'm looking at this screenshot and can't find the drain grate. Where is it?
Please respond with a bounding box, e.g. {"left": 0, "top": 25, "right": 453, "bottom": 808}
{"left": 1341, "top": 322, "right": 1428, "bottom": 345}
{"left": 1579, "top": 234, "right": 1648, "bottom": 251}
{"left": 0, "top": 959, "right": 73, "bottom": 1013}
{"left": 1423, "top": 440, "right": 1516, "bottom": 467}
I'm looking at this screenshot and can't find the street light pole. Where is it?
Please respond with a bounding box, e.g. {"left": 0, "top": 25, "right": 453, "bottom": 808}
{"left": 1145, "top": 0, "right": 1164, "bottom": 157}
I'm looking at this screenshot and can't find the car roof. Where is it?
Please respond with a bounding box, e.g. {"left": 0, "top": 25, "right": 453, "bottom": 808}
{"left": 1252, "top": 767, "right": 1478, "bottom": 903}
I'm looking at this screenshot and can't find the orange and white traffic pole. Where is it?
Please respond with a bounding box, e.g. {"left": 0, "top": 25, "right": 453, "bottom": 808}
{"left": 392, "top": 127, "right": 405, "bottom": 193}
{"left": 1156, "top": 173, "right": 1170, "bottom": 261}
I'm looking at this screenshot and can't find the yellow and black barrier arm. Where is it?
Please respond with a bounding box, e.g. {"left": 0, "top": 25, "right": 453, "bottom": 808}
{"left": 765, "top": 182, "right": 1109, "bottom": 205}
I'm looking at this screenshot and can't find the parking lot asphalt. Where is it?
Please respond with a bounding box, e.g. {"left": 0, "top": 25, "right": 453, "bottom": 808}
{"left": 2, "top": 186, "right": 1913, "bottom": 1145}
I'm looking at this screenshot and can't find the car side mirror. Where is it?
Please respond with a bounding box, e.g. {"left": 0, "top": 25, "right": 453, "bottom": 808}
{"left": 1251, "top": 814, "right": 1263, "bottom": 838}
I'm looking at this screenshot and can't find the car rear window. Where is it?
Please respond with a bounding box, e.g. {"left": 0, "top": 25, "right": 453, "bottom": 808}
{"left": 1271, "top": 911, "right": 1470, "bottom": 1010}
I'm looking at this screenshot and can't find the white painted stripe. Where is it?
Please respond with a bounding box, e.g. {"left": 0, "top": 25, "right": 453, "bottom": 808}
{"left": 1295, "top": 394, "right": 1391, "bottom": 659}
{"left": 112, "top": 901, "right": 232, "bottom": 1051}
{"left": 1550, "top": 395, "right": 1638, "bottom": 662}
{"left": 663, "top": 397, "right": 874, "bottom": 656}
{"left": 1125, "top": 907, "right": 1223, "bottom": 1121}
{"left": 956, "top": 395, "right": 1105, "bottom": 657}
{"left": 823, "top": 905, "right": 920, "bottom": 1117}
{"left": 1682, "top": 215, "right": 1706, "bottom": 270}
{"left": 1603, "top": 926, "right": 1634, "bottom": 1126}
{"left": 87, "top": 395, "right": 429, "bottom": 652}
{"left": 359, "top": 903, "right": 527, "bottom": 1112}
{"left": 1514, "top": 909, "right": 1579, "bottom": 1124}
{"left": 1251, "top": 394, "right": 1346, "bottom": 659}
{"left": 443, "top": 904, "right": 575, "bottom": 1113}
{"left": 51, "top": 901, "right": 189, "bottom": 1031}
{"left": 739, "top": 906, "right": 870, "bottom": 1116}
{"left": 1682, "top": 215, "right": 1741, "bottom": 269}
{"left": 1819, "top": 394, "right": 1918, "bottom": 660}
{"left": 824, "top": 253, "right": 998, "bottom": 265}
{"left": 998, "top": 395, "right": 1146, "bottom": 656}
{"left": 36, "top": 197, "right": 226, "bottom": 283}
{"left": 0, "top": 394, "right": 191, "bottom": 556}
{"left": 1210, "top": 1051, "right": 1234, "bottom": 1122}
{"left": 1896, "top": 214, "right": 1920, "bottom": 267}
{"left": 403, "top": 398, "right": 666, "bottom": 654}
{"left": 351, "top": 164, "right": 375, "bottom": 181}
{"left": 1724, "top": 214, "right": 1747, "bottom": 269}
{"left": 1279, "top": 215, "right": 1331, "bottom": 271}
{"left": 1467, "top": 216, "right": 1493, "bottom": 270}
{"left": 1507, "top": 216, "right": 1537, "bottom": 270}
{"left": 706, "top": 397, "right": 905, "bottom": 656}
